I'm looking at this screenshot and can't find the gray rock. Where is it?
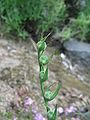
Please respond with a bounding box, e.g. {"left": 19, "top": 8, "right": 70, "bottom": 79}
{"left": 64, "top": 39, "right": 90, "bottom": 67}
{"left": 63, "top": 39, "right": 90, "bottom": 83}
{"left": 64, "top": 39, "right": 90, "bottom": 52}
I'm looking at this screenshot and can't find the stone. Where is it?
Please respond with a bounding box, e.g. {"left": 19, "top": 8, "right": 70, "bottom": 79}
{"left": 63, "top": 39, "right": 90, "bottom": 68}
{"left": 63, "top": 39, "right": 90, "bottom": 84}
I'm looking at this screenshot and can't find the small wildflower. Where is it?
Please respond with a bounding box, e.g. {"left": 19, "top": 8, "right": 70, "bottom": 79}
{"left": 65, "top": 106, "right": 77, "bottom": 115}
{"left": 32, "top": 105, "right": 38, "bottom": 114}
{"left": 23, "top": 97, "right": 33, "bottom": 112}
{"left": 34, "top": 113, "right": 45, "bottom": 120}
{"left": 24, "top": 97, "right": 33, "bottom": 106}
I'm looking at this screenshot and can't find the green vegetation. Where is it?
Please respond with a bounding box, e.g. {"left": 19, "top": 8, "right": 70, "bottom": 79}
{"left": 0, "top": 1, "right": 90, "bottom": 120}
{"left": 0, "top": 0, "right": 66, "bottom": 39}
{"left": 70, "top": 12, "right": 90, "bottom": 41}
{"left": 37, "top": 34, "right": 61, "bottom": 120}
{"left": 0, "top": 0, "right": 90, "bottom": 41}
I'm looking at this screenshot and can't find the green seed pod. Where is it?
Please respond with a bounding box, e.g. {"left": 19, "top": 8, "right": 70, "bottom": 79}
{"left": 45, "top": 90, "right": 52, "bottom": 100}
{"left": 37, "top": 41, "right": 47, "bottom": 52}
{"left": 39, "top": 55, "right": 49, "bottom": 65}
{"left": 40, "top": 67, "right": 48, "bottom": 82}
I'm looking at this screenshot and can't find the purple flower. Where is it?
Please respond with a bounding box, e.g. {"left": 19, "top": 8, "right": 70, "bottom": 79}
{"left": 65, "top": 106, "right": 77, "bottom": 115}
{"left": 24, "top": 97, "right": 33, "bottom": 106}
{"left": 34, "top": 113, "right": 45, "bottom": 120}
{"left": 32, "top": 105, "right": 38, "bottom": 114}
{"left": 23, "top": 97, "right": 34, "bottom": 112}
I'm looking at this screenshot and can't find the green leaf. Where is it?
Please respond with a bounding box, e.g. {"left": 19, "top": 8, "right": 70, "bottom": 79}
{"left": 48, "top": 110, "right": 54, "bottom": 120}
{"left": 45, "top": 90, "right": 52, "bottom": 100}
{"left": 47, "top": 105, "right": 57, "bottom": 120}
{"left": 40, "top": 67, "right": 48, "bottom": 82}
{"left": 39, "top": 55, "right": 49, "bottom": 65}
{"left": 52, "top": 104, "right": 57, "bottom": 120}
{"left": 44, "top": 82, "right": 61, "bottom": 101}
{"left": 40, "top": 71, "right": 45, "bottom": 80}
